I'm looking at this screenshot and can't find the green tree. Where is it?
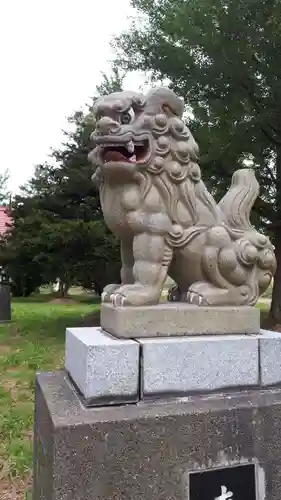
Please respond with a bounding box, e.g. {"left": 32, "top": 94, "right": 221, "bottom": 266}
{"left": 0, "top": 169, "right": 11, "bottom": 205}
{"left": 114, "top": 0, "right": 281, "bottom": 323}
{"left": 0, "top": 179, "right": 52, "bottom": 296}
{"left": 96, "top": 65, "right": 124, "bottom": 95}
{"left": 1, "top": 69, "right": 124, "bottom": 297}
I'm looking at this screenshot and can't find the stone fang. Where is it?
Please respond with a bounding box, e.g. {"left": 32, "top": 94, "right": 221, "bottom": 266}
{"left": 126, "top": 140, "right": 135, "bottom": 153}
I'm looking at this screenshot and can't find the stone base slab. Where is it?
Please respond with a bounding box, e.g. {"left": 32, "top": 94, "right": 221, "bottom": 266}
{"left": 139, "top": 334, "right": 259, "bottom": 397}
{"left": 140, "top": 329, "right": 281, "bottom": 396}
{"left": 65, "top": 327, "right": 281, "bottom": 404}
{"left": 100, "top": 302, "right": 260, "bottom": 338}
{"left": 65, "top": 327, "right": 139, "bottom": 406}
{"left": 33, "top": 370, "right": 281, "bottom": 500}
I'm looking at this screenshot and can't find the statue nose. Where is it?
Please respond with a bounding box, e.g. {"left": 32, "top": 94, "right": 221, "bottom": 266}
{"left": 96, "top": 116, "right": 120, "bottom": 135}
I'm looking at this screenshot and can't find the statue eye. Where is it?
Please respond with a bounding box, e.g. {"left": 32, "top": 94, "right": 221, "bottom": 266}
{"left": 120, "top": 108, "right": 135, "bottom": 125}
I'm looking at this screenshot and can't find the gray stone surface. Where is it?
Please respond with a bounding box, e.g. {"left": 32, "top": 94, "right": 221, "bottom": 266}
{"left": 33, "top": 370, "right": 281, "bottom": 500}
{"left": 101, "top": 302, "right": 260, "bottom": 338}
{"left": 260, "top": 329, "right": 281, "bottom": 386}
{"left": 65, "top": 327, "right": 281, "bottom": 402}
{"left": 65, "top": 327, "right": 139, "bottom": 405}
{"left": 138, "top": 334, "right": 259, "bottom": 396}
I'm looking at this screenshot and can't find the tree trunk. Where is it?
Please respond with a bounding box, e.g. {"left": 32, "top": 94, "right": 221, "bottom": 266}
{"left": 93, "top": 281, "right": 103, "bottom": 297}
{"left": 59, "top": 281, "right": 69, "bottom": 298}
{"left": 268, "top": 146, "right": 281, "bottom": 326}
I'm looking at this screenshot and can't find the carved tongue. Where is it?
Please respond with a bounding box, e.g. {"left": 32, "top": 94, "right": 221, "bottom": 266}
{"left": 104, "top": 151, "right": 127, "bottom": 162}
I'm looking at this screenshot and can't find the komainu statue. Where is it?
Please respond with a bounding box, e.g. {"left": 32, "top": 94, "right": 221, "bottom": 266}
{"left": 89, "top": 87, "right": 276, "bottom": 307}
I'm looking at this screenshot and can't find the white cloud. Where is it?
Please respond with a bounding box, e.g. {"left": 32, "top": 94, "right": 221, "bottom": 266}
{"left": 0, "top": 0, "right": 145, "bottom": 193}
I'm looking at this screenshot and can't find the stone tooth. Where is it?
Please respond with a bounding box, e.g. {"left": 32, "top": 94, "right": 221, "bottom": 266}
{"left": 126, "top": 141, "right": 135, "bottom": 153}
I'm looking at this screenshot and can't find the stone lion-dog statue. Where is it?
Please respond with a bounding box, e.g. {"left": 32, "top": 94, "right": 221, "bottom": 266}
{"left": 89, "top": 87, "right": 276, "bottom": 307}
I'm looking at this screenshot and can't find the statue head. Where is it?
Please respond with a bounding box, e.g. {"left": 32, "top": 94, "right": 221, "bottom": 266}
{"left": 88, "top": 87, "right": 199, "bottom": 184}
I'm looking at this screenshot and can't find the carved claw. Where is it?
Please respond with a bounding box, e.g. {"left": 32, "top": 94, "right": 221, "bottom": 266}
{"left": 190, "top": 292, "right": 196, "bottom": 304}
{"left": 110, "top": 294, "right": 116, "bottom": 306}
{"left": 102, "top": 284, "right": 120, "bottom": 303}
{"left": 107, "top": 283, "right": 160, "bottom": 307}
{"left": 110, "top": 293, "right": 127, "bottom": 308}
{"left": 114, "top": 294, "right": 122, "bottom": 307}
{"left": 187, "top": 281, "right": 244, "bottom": 306}
{"left": 186, "top": 291, "right": 207, "bottom": 306}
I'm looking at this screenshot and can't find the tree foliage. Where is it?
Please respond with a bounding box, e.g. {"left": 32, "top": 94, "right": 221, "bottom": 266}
{"left": 114, "top": 0, "right": 281, "bottom": 322}
{"left": 0, "top": 69, "right": 124, "bottom": 297}
{"left": 0, "top": 169, "right": 11, "bottom": 206}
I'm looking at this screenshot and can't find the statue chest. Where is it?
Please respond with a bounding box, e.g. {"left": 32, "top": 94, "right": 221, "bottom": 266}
{"left": 100, "top": 184, "right": 140, "bottom": 235}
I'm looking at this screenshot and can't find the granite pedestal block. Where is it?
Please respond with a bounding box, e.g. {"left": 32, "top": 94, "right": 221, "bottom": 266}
{"left": 260, "top": 329, "right": 281, "bottom": 386}
{"left": 139, "top": 334, "right": 259, "bottom": 397}
{"left": 101, "top": 302, "right": 260, "bottom": 338}
{"left": 65, "top": 327, "right": 139, "bottom": 406}
{"left": 33, "top": 371, "right": 281, "bottom": 500}
{"left": 139, "top": 330, "right": 281, "bottom": 397}
{"left": 65, "top": 327, "right": 281, "bottom": 404}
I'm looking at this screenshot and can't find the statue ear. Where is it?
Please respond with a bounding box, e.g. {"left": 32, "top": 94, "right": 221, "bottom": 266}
{"left": 145, "top": 87, "right": 185, "bottom": 117}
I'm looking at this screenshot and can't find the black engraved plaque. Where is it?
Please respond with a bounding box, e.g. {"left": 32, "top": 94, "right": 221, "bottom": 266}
{"left": 190, "top": 463, "right": 256, "bottom": 500}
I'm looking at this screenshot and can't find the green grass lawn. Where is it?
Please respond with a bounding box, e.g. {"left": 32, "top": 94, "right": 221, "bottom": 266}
{"left": 0, "top": 295, "right": 99, "bottom": 496}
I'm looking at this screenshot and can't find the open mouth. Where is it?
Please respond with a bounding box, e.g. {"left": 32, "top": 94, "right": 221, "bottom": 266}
{"left": 102, "top": 140, "right": 149, "bottom": 164}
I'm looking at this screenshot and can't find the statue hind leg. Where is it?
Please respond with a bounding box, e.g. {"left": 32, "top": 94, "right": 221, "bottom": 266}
{"left": 187, "top": 229, "right": 276, "bottom": 306}
{"left": 167, "top": 226, "right": 276, "bottom": 307}
{"left": 186, "top": 226, "right": 260, "bottom": 306}
{"left": 185, "top": 169, "right": 276, "bottom": 306}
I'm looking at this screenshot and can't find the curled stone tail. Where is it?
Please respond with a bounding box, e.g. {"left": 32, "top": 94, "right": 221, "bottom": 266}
{"left": 218, "top": 169, "right": 259, "bottom": 232}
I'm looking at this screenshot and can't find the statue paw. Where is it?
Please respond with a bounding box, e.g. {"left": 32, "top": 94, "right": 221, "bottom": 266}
{"left": 187, "top": 281, "right": 251, "bottom": 306}
{"left": 186, "top": 290, "right": 208, "bottom": 306}
{"left": 109, "top": 292, "right": 129, "bottom": 307}
{"left": 101, "top": 284, "right": 120, "bottom": 302}
{"left": 109, "top": 284, "right": 159, "bottom": 307}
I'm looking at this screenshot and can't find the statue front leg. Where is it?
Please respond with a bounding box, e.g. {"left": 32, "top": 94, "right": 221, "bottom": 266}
{"left": 120, "top": 238, "right": 134, "bottom": 284}
{"left": 110, "top": 233, "right": 172, "bottom": 307}
{"left": 102, "top": 239, "right": 134, "bottom": 302}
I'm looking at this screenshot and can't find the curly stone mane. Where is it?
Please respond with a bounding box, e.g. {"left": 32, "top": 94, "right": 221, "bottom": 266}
{"left": 135, "top": 100, "right": 219, "bottom": 246}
